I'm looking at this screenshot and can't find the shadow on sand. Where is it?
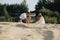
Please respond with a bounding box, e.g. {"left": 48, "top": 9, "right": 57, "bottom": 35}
{"left": 16, "top": 24, "right": 28, "bottom": 28}
{"left": 43, "top": 30, "right": 54, "bottom": 40}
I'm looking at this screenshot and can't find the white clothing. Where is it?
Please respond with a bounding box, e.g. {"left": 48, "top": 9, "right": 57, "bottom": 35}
{"left": 37, "top": 17, "right": 45, "bottom": 24}
{"left": 20, "top": 13, "right": 27, "bottom": 20}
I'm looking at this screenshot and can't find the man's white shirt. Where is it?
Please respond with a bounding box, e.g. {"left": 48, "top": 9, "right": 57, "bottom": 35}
{"left": 20, "top": 13, "right": 27, "bottom": 20}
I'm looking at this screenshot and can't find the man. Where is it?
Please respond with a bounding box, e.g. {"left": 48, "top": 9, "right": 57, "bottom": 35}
{"left": 20, "top": 12, "right": 28, "bottom": 23}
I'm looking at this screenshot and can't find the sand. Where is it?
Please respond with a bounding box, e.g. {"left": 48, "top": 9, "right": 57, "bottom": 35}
{"left": 0, "top": 22, "right": 60, "bottom": 40}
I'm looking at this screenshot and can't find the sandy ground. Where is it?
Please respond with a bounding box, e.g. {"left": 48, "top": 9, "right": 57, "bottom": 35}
{"left": 0, "top": 22, "right": 60, "bottom": 40}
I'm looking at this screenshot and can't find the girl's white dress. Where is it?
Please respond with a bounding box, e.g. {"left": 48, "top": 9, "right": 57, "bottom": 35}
{"left": 36, "top": 17, "right": 45, "bottom": 24}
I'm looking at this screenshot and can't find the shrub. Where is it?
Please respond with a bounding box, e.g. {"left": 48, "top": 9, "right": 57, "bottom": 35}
{"left": 45, "top": 16, "right": 58, "bottom": 24}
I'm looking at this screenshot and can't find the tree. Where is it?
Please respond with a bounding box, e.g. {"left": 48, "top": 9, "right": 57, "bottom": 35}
{"left": 19, "top": 0, "right": 28, "bottom": 13}
{"left": 2, "top": 5, "right": 12, "bottom": 21}
{"left": 35, "top": 0, "right": 60, "bottom": 23}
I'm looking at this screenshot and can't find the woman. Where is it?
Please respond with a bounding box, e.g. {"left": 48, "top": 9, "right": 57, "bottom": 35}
{"left": 36, "top": 13, "right": 45, "bottom": 24}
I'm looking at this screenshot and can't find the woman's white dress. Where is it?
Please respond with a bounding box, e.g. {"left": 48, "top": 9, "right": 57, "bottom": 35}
{"left": 36, "top": 17, "right": 45, "bottom": 24}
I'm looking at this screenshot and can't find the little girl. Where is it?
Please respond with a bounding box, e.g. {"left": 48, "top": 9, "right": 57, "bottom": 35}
{"left": 36, "top": 13, "right": 45, "bottom": 24}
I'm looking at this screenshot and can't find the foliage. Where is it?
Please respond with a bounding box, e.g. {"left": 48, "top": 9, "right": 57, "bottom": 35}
{"left": 2, "top": 6, "right": 12, "bottom": 22}
{"left": 40, "top": 7, "right": 59, "bottom": 23}
{"left": 0, "top": 2, "right": 28, "bottom": 22}
{"left": 35, "top": 0, "right": 60, "bottom": 24}
{"left": 19, "top": 2, "right": 28, "bottom": 13}
{"left": 45, "top": 16, "right": 58, "bottom": 24}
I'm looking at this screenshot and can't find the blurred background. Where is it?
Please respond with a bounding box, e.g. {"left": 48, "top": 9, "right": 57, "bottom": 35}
{"left": 0, "top": 0, "right": 60, "bottom": 24}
